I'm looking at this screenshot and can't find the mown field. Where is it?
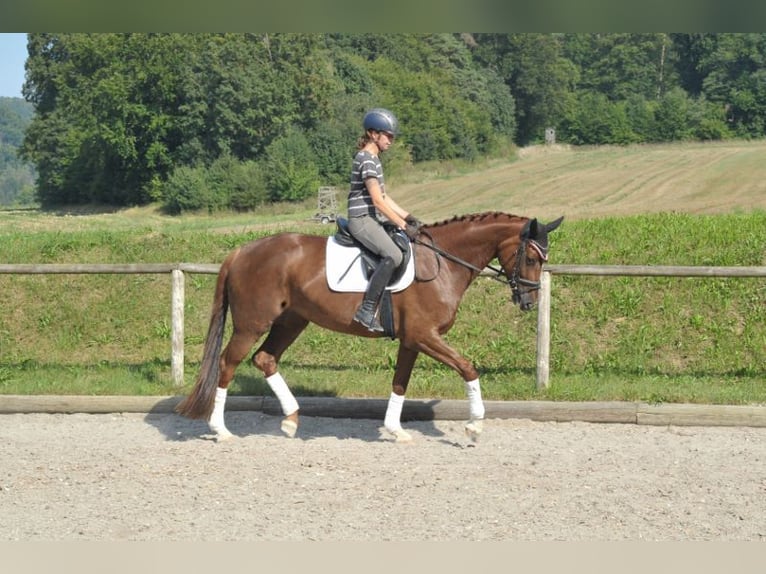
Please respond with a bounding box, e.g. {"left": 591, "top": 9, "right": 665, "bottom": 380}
{"left": 1, "top": 142, "right": 764, "bottom": 404}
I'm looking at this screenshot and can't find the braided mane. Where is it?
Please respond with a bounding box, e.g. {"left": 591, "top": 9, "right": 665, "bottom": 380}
{"left": 424, "top": 212, "right": 524, "bottom": 229}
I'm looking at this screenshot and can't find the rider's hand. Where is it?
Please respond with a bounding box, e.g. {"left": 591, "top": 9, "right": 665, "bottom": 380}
{"left": 404, "top": 223, "right": 420, "bottom": 240}
{"left": 405, "top": 214, "right": 423, "bottom": 229}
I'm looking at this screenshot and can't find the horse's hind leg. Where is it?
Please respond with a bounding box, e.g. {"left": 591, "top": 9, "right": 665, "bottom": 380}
{"left": 209, "top": 330, "right": 260, "bottom": 440}
{"left": 252, "top": 311, "right": 309, "bottom": 438}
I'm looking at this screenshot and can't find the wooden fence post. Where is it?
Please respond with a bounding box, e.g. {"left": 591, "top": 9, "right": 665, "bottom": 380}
{"left": 536, "top": 270, "right": 552, "bottom": 390}
{"left": 171, "top": 268, "right": 185, "bottom": 387}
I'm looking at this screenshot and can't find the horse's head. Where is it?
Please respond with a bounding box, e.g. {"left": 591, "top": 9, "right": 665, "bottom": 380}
{"left": 499, "top": 215, "right": 564, "bottom": 311}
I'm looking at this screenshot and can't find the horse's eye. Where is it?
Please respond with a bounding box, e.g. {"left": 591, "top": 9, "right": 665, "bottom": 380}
{"left": 526, "top": 257, "right": 537, "bottom": 266}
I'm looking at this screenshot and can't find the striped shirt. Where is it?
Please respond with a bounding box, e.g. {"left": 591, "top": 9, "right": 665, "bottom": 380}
{"left": 348, "top": 150, "right": 386, "bottom": 220}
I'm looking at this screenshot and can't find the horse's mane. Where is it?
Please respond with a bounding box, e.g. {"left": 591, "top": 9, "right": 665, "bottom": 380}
{"left": 423, "top": 212, "right": 525, "bottom": 229}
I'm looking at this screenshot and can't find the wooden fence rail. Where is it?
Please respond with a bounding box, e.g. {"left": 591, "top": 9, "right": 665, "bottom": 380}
{"left": 536, "top": 264, "right": 766, "bottom": 389}
{"left": 1, "top": 263, "right": 764, "bottom": 388}
{"left": 0, "top": 262, "right": 221, "bottom": 386}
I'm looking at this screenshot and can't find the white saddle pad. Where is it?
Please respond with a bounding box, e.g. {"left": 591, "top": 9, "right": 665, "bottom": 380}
{"left": 325, "top": 236, "right": 415, "bottom": 293}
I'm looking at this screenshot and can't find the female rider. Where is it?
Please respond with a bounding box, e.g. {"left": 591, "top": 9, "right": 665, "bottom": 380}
{"left": 347, "top": 108, "right": 422, "bottom": 332}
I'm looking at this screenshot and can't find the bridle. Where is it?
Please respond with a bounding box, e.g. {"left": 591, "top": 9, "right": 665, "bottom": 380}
{"left": 505, "top": 238, "right": 548, "bottom": 306}
{"left": 413, "top": 230, "right": 548, "bottom": 305}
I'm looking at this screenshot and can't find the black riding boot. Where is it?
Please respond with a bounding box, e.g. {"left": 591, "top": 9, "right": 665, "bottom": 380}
{"left": 354, "top": 256, "right": 396, "bottom": 332}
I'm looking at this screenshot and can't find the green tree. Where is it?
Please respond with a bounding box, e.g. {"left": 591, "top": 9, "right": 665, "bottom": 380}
{"left": 688, "top": 97, "right": 733, "bottom": 140}
{"left": 161, "top": 165, "right": 210, "bottom": 214}
{"left": 473, "top": 34, "right": 577, "bottom": 145}
{"left": 20, "top": 33, "right": 766, "bottom": 209}
{"left": 22, "top": 34, "right": 196, "bottom": 206}
{"left": 672, "top": 33, "right": 766, "bottom": 138}
{"left": 697, "top": 34, "right": 766, "bottom": 137}
{"left": 566, "top": 34, "right": 678, "bottom": 101}
{"left": 653, "top": 87, "right": 694, "bottom": 141}
{"left": 561, "top": 91, "right": 639, "bottom": 145}
{"left": 0, "top": 97, "right": 36, "bottom": 205}
{"left": 263, "top": 126, "right": 320, "bottom": 202}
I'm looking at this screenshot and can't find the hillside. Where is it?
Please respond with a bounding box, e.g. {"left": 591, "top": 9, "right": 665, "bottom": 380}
{"left": 393, "top": 141, "right": 766, "bottom": 223}
{"left": 3, "top": 140, "right": 765, "bottom": 235}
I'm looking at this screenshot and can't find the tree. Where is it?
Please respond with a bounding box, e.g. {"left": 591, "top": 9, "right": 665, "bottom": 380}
{"left": 566, "top": 34, "right": 678, "bottom": 101}
{"left": 473, "top": 34, "right": 577, "bottom": 145}
{"left": 697, "top": 34, "right": 766, "bottom": 137}
{"left": 19, "top": 33, "right": 766, "bottom": 209}
{"left": 561, "top": 91, "right": 638, "bottom": 145}
{"left": 263, "top": 126, "right": 320, "bottom": 202}
{"left": 653, "top": 88, "right": 694, "bottom": 141}
{"left": 22, "top": 34, "right": 197, "bottom": 205}
{"left": 0, "top": 97, "right": 36, "bottom": 205}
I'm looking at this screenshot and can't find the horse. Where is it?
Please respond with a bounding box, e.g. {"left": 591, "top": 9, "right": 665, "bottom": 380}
{"left": 176, "top": 212, "right": 564, "bottom": 442}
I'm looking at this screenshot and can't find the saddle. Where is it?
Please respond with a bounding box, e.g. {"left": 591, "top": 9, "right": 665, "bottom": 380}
{"left": 325, "top": 218, "right": 416, "bottom": 340}
{"left": 333, "top": 217, "right": 412, "bottom": 283}
{"left": 325, "top": 218, "right": 415, "bottom": 294}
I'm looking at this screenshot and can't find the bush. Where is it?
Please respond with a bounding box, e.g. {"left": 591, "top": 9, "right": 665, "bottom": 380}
{"left": 227, "top": 160, "right": 268, "bottom": 211}
{"left": 264, "top": 127, "right": 321, "bottom": 202}
{"left": 652, "top": 88, "right": 693, "bottom": 142}
{"left": 161, "top": 156, "right": 269, "bottom": 214}
{"left": 161, "top": 165, "right": 210, "bottom": 214}
{"left": 688, "top": 98, "right": 733, "bottom": 141}
{"left": 562, "top": 92, "right": 639, "bottom": 145}
{"left": 624, "top": 95, "right": 657, "bottom": 142}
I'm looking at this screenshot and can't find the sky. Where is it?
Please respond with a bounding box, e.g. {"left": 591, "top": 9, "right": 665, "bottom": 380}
{"left": 0, "top": 33, "right": 28, "bottom": 98}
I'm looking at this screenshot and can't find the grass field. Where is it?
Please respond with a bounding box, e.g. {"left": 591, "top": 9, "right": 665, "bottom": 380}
{"left": 1, "top": 142, "right": 764, "bottom": 404}
{"left": 395, "top": 140, "right": 766, "bottom": 222}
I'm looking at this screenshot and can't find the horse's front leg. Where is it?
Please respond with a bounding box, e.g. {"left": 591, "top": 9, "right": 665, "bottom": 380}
{"left": 384, "top": 344, "right": 420, "bottom": 443}
{"left": 415, "top": 334, "right": 485, "bottom": 441}
{"left": 463, "top": 378, "right": 485, "bottom": 441}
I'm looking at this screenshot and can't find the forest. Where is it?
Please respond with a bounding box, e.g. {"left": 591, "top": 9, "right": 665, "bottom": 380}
{"left": 6, "top": 33, "right": 766, "bottom": 210}
{"left": 0, "top": 97, "right": 36, "bottom": 205}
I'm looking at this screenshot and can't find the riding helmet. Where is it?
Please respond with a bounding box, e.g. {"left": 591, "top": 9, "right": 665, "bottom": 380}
{"left": 363, "top": 108, "right": 399, "bottom": 136}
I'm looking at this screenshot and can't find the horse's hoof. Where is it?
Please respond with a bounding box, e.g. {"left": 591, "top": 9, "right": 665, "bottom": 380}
{"left": 464, "top": 419, "right": 483, "bottom": 441}
{"left": 280, "top": 419, "right": 298, "bottom": 438}
{"left": 214, "top": 429, "right": 234, "bottom": 442}
{"left": 387, "top": 427, "right": 413, "bottom": 443}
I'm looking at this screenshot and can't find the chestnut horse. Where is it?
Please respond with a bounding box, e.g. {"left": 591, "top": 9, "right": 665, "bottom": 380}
{"left": 176, "top": 212, "right": 563, "bottom": 442}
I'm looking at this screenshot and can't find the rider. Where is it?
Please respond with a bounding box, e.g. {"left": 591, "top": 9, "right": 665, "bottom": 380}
{"left": 347, "top": 108, "right": 422, "bottom": 332}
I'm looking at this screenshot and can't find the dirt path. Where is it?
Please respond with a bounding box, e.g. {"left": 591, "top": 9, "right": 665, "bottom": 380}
{"left": 2, "top": 411, "right": 765, "bottom": 541}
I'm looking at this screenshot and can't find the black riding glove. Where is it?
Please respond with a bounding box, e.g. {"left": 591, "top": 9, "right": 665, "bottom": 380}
{"left": 404, "top": 223, "right": 420, "bottom": 240}
{"left": 405, "top": 214, "right": 423, "bottom": 229}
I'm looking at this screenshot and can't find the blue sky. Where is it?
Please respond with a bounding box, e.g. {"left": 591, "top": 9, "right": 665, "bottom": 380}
{"left": 0, "top": 33, "right": 28, "bottom": 98}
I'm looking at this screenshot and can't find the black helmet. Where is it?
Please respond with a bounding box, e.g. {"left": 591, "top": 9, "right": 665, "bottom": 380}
{"left": 363, "top": 108, "right": 399, "bottom": 136}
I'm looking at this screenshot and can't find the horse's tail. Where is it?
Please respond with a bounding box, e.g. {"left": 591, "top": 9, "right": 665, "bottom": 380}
{"left": 175, "top": 249, "right": 238, "bottom": 420}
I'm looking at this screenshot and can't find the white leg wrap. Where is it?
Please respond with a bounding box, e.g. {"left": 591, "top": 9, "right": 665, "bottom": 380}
{"left": 465, "top": 378, "right": 485, "bottom": 420}
{"left": 384, "top": 392, "right": 405, "bottom": 430}
{"left": 464, "top": 379, "right": 484, "bottom": 441}
{"left": 209, "top": 387, "right": 233, "bottom": 440}
{"left": 384, "top": 392, "right": 412, "bottom": 442}
{"left": 267, "top": 372, "right": 299, "bottom": 416}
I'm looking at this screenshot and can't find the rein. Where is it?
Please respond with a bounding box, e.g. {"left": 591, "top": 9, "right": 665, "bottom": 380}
{"left": 413, "top": 230, "right": 548, "bottom": 302}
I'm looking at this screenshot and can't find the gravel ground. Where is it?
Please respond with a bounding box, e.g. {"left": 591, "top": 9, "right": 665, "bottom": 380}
{"left": 1, "top": 411, "right": 765, "bottom": 541}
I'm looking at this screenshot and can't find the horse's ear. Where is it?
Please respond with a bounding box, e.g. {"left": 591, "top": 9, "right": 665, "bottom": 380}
{"left": 522, "top": 218, "right": 536, "bottom": 239}
{"left": 545, "top": 216, "right": 564, "bottom": 233}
